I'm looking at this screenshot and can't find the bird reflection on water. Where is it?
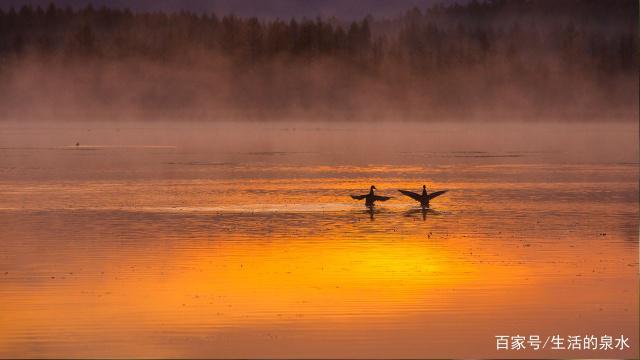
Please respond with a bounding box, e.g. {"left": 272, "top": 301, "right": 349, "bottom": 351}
{"left": 404, "top": 207, "right": 441, "bottom": 221}
{"left": 364, "top": 205, "right": 377, "bottom": 221}
{"left": 354, "top": 206, "right": 443, "bottom": 222}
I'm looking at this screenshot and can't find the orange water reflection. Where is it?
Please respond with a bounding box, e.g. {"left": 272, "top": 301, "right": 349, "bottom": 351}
{"left": 0, "top": 120, "right": 638, "bottom": 357}
{"left": 1, "top": 201, "right": 637, "bottom": 358}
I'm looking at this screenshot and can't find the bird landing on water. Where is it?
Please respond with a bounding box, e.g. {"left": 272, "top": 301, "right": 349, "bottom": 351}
{"left": 350, "top": 185, "right": 392, "bottom": 207}
{"left": 398, "top": 185, "right": 448, "bottom": 208}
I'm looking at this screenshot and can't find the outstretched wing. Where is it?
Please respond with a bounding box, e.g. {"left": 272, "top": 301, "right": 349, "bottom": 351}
{"left": 373, "top": 195, "right": 392, "bottom": 201}
{"left": 351, "top": 194, "right": 367, "bottom": 200}
{"left": 398, "top": 190, "right": 422, "bottom": 201}
{"left": 428, "top": 190, "right": 448, "bottom": 200}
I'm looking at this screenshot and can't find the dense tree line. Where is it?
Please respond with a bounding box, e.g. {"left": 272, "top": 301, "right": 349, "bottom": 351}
{"left": 0, "top": 0, "right": 636, "bottom": 73}
{"left": 0, "top": 4, "right": 375, "bottom": 63}
{"left": 0, "top": 0, "right": 636, "bottom": 119}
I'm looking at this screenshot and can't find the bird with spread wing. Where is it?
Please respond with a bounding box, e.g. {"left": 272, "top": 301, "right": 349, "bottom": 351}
{"left": 398, "top": 185, "right": 447, "bottom": 208}
{"left": 351, "top": 185, "right": 392, "bottom": 207}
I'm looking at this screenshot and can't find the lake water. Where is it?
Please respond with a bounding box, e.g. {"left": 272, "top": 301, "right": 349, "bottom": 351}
{"left": 0, "top": 121, "right": 637, "bottom": 358}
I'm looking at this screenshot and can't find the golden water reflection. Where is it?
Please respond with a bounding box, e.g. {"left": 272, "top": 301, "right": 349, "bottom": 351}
{"left": 0, "top": 121, "right": 638, "bottom": 358}
{"left": 1, "top": 202, "right": 636, "bottom": 357}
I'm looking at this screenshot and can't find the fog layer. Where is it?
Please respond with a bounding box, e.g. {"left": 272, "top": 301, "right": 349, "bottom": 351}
{"left": 0, "top": 0, "right": 637, "bottom": 121}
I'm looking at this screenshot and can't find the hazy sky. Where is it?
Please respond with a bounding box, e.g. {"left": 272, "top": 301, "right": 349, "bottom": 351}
{"left": 1, "top": 0, "right": 460, "bottom": 19}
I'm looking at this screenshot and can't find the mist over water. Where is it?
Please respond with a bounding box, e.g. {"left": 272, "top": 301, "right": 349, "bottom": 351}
{"left": 1, "top": 120, "right": 637, "bottom": 181}
{"left": 0, "top": 1, "right": 637, "bottom": 121}
{"left": 2, "top": 51, "right": 636, "bottom": 122}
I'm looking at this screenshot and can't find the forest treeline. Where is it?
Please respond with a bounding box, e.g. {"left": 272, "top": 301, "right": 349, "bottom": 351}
{"left": 0, "top": 0, "right": 637, "bottom": 120}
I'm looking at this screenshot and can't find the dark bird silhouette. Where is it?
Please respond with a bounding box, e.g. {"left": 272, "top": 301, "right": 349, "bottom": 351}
{"left": 398, "top": 185, "right": 447, "bottom": 208}
{"left": 351, "top": 185, "right": 392, "bottom": 207}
